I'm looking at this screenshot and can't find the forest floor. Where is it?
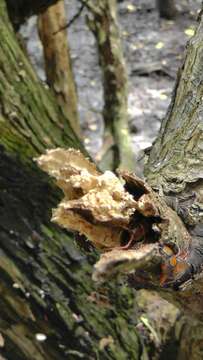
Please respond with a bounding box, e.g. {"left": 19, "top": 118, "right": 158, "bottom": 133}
{"left": 21, "top": 0, "right": 201, "bottom": 170}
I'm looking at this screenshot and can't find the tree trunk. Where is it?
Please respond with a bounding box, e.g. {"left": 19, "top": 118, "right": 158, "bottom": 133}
{"left": 156, "top": 0, "right": 177, "bottom": 19}
{"left": 145, "top": 14, "right": 203, "bottom": 195}
{"left": 38, "top": 0, "right": 81, "bottom": 137}
{"left": 144, "top": 0, "right": 203, "bottom": 333}
{"left": 0, "top": 0, "right": 203, "bottom": 358}
{"left": 6, "top": 0, "right": 60, "bottom": 28}
{"left": 83, "top": 0, "right": 134, "bottom": 171}
{"left": 0, "top": 1, "right": 143, "bottom": 359}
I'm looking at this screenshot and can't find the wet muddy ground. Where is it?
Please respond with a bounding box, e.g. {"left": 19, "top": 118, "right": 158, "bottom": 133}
{"left": 21, "top": 0, "right": 202, "bottom": 166}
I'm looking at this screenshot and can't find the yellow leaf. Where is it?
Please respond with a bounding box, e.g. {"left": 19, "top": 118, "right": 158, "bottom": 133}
{"left": 122, "top": 31, "right": 129, "bottom": 37}
{"left": 88, "top": 124, "right": 97, "bottom": 131}
{"left": 84, "top": 138, "right": 90, "bottom": 144}
{"left": 127, "top": 4, "right": 136, "bottom": 12}
{"left": 130, "top": 44, "right": 137, "bottom": 51}
{"left": 159, "top": 93, "right": 167, "bottom": 100}
{"left": 184, "top": 28, "right": 195, "bottom": 37}
{"left": 155, "top": 42, "right": 164, "bottom": 50}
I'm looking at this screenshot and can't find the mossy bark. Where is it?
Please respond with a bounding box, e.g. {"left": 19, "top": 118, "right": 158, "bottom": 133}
{"left": 0, "top": 0, "right": 203, "bottom": 358}
{"left": 84, "top": 0, "right": 134, "bottom": 171}
{"left": 0, "top": 149, "right": 142, "bottom": 360}
{"left": 0, "top": 1, "right": 142, "bottom": 359}
{"left": 38, "top": 0, "right": 81, "bottom": 136}
{"left": 0, "top": 0, "right": 84, "bottom": 163}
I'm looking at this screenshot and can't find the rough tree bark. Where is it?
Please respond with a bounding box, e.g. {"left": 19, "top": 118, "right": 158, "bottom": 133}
{"left": 82, "top": 0, "right": 134, "bottom": 171}
{"left": 143, "top": 8, "right": 203, "bottom": 322}
{"left": 0, "top": 1, "right": 142, "bottom": 359}
{"left": 38, "top": 0, "right": 81, "bottom": 136}
{"left": 0, "top": 0, "right": 203, "bottom": 359}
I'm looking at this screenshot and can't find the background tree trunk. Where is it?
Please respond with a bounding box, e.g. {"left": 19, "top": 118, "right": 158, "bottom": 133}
{"left": 6, "top": 0, "right": 60, "bottom": 28}
{"left": 83, "top": 0, "right": 134, "bottom": 171}
{"left": 156, "top": 0, "right": 177, "bottom": 19}
{"left": 38, "top": 0, "right": 81, "bottom": 136}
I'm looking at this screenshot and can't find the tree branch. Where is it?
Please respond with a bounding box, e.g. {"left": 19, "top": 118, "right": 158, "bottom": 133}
{"left": 53, "top": 3, "right": 85, "bottom": 35}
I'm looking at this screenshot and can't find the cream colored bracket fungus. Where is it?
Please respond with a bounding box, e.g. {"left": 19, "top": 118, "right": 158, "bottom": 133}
{"left": 36, "top": 148, "right": 192, "bottom": 287}
{"left": 36, "top": 148, "right": 138, "bottom": 250}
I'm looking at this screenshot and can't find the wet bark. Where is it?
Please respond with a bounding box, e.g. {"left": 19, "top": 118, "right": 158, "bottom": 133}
{"left": 38, "top": 0, "right": 81, "bottom": 137}
{"left": 83, "top": 0, "right": 134, "bottom": 171}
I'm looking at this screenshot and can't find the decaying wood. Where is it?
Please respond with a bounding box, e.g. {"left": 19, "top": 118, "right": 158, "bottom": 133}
{"left": 37, "top": 148, "right": 134, "bottom": 249}
{"left": 93, "top": 245, "right": 160, "bottom": 283}
{"left": 36, "top": 148, "right": 198, "bottom": 294}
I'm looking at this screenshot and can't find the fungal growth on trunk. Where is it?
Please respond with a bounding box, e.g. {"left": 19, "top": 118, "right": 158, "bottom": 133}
{"left": 36, "top": 148, "right": 197, "bottom": 290}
